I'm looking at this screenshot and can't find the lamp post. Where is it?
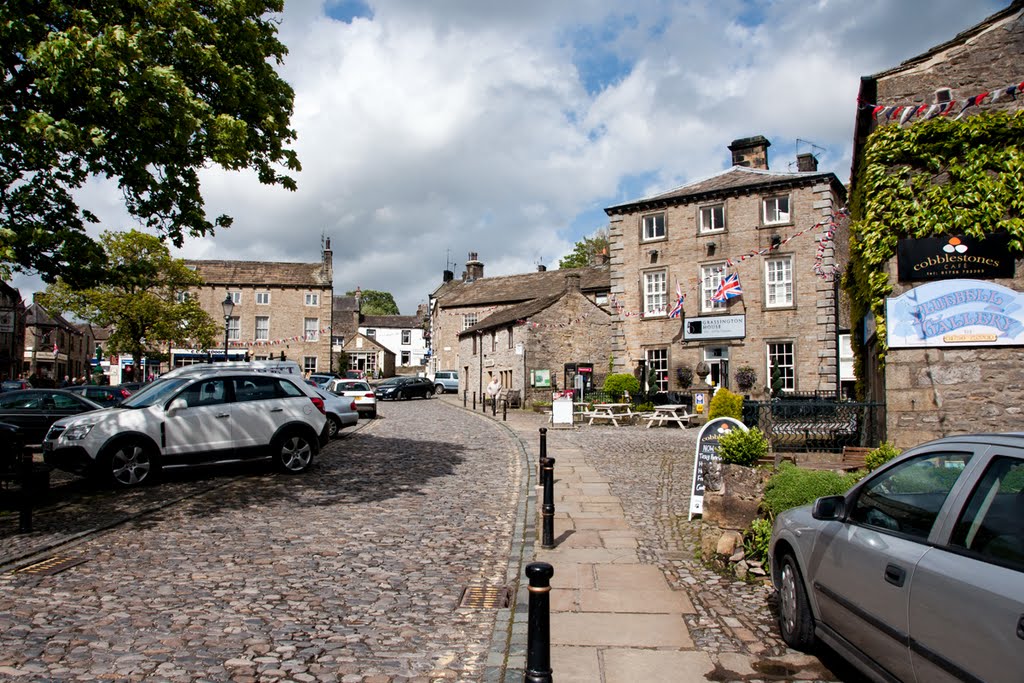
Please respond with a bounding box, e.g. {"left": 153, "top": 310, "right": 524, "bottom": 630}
{"left": 221, "top": 294, "right": 234, "bottom": 362}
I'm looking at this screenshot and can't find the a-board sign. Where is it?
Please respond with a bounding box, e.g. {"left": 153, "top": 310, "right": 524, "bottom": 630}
{"left": 688, "top": 417, "right": 748, "bottom": 520}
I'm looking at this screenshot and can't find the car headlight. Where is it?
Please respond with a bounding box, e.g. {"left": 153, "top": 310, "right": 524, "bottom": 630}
{"left": 63, "top": 423, "right": 95, "bottom": 440}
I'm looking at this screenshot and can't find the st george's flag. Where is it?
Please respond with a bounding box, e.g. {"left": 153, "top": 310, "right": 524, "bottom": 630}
{"left": 668, "top": 283, "right": 684, "bottom": 318}
{"left": 711, "top": 273, "right": 742, "bottom": 302}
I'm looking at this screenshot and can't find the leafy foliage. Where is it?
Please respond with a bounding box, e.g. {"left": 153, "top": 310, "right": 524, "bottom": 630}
{"left": 734, "top": 366, "right": 757, "bottom": 390}
{"left": 769, "top": 359, "right": 784, "bottom": 398}
{"left": 744, "top": 518, "right": 773, "bottom": 567}
{"left": 0, "top": 1, "right": 299, "bottom": 286}
{"left": 718, "top": 427, "right": 768, "bottom": 467}
{"left": 865, "top": 441, "right": 901, "bottom": 471}
{"left": 676, "top": 366, "right": 693, "bottom": 389}
{"left": 559, "top": 228, "right": 609, "bottom": 269}
{"left": 846, "top": 113, "right": 1024, "bottom": 385}
{"left": 36, "top": 230, "right": 218, "bottom": 372}
{"left": 761, "top": 462, "right": 862, "bottom": 517}
{"left": 348, "top": 289, "right": 400, "bottom": 315}
{"left": 602, "top": 373, "right": 639, "bottom": 400}
{"left": 708, "top": 387, "right": 743, "bottom": 420}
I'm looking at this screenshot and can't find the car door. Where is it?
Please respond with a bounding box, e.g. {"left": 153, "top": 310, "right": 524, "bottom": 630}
{"left": 229, "top": 376, "right": 309, "bottom": 456}
{"left": 162, "top": 378, "right": 234, "bottom": 462}
{"left": 908, "top": 451, "right": 1024, "bottom": 683}
{"left": 809, "top": 449, "right": 975, "bottom": 683}
{"left": 0, "top": 391, "right": 48, "bottom": 443}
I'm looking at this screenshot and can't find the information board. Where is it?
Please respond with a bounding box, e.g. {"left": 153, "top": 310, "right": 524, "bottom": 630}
{"left": 688, "top": 417, "right": 748, "bottom": 520}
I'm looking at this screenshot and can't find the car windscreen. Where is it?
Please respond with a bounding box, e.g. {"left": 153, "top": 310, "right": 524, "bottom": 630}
{"left": 120, "top": 378, "right": 193, "bottom": 408}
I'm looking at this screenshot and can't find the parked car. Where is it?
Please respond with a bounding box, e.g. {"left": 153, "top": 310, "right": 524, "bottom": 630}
{"left": 770, "top": 433, "right": 1024, "bottom": 683}
{"left": 0, "top": 421, "right": 25, "bottom": 481}
{"left": 66, "top": 384, "right": 131, "bottom": 407}
{"left": 1, "top": 379, "right": 32, "bottom": 392}
{"left": 308, "top": 373, "right": 336, "bottom": 389}
{"left": 374, "top": 376, "right": 435, "bottom": 400}
{"left": 344, "top": 370, "right": 366, "bottom": 380}
{"left": 43, "top": 368, "right": 328, "bottom": 488}
{"left": 432, "top": 370, "right": 459, "bottom": 394}
{"left": 309, "top": 385, "right": 358, "bottom": 437}
{"left": 326, "top": 379, "right": 377, "bottom": 419}
{"left": 0, "top": 389, "right": 103, "bottom": 446}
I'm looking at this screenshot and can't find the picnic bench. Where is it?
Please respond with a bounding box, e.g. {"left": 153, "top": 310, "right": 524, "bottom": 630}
{"left": 586, "top": 403, "right": 637, "bottom": 426}
{"left": 644, "top": 405, "right": 698, "bottom": 429}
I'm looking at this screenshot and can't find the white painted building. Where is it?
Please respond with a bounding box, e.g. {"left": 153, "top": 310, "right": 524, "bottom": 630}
{"left": 359, "top": 315, "right": 429, "bottom": 369}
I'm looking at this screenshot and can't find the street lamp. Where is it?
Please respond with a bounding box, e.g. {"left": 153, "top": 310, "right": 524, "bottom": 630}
{"left": 221, "top": 294, "right": 234, "bottom": 362}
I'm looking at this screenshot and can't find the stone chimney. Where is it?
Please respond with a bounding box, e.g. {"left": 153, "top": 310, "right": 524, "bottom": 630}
{"left": 442, "top": 269, "right": 454, "bottom": 283}
{"left": 537, "top": 264, "right": 547, "bottom": 272}
{"left": 464, "top": 252, "right": 484, "bottom": 281}
{"left": 321, "top": 236, "right": 333, "bottom": 283}
{"left": 354, "top": 286, "right": 361, "bottom": 312}
{"left": 564, "top": 272, "right": 581, "bottom": 292}
{"left": 796, "top": 153, "right": 818, "bottom": 172}
{"left": 590, "top": 248, "right": 609, "bottom": 266}
{"left": 728, "top": 135, "right": 771, "bottom": 170}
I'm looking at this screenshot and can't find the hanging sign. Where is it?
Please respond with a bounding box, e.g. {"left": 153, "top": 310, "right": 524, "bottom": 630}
{"left": 896, "top": 234, "right": 1014, "bottom": 282}
{"left": 886, "top": 279, "right": 1024, "bottom": 348}
{"left": 689, "top": 417, "right": 748, "bottom": 519}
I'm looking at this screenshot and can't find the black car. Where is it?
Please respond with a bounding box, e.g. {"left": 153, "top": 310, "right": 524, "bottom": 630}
{"left": 374, "top": 376, "right": 435, "bottom": 400}
{"left": 1, "top": 379, "right": 32, "bottom": 392}
{"left": 65, "top": 384, "right": 129, "bottom": 407}
{"left": 0, "top": 390, "right": 102, "bottom": 445}
{"left": 0, "top": 421, "right": 25, "bottom": 480}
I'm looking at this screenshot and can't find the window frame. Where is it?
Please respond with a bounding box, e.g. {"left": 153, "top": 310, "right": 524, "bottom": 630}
{"left": 255, "top": 291, "right": 271, "bottom": 305}
{"left": 699, "top": 203, "right": 726, "bottom": 234}
{"left": 401, "top": 329, "right": 412, "bottom": 345}
{"left": 304, "top": 318, "right": 319, "bottom": 342}
{"left": 641, "top": 212, "right": 666, "bottom": 242}
{"left": 765, "top": 255, "right": 794, "bottom": 308}
{"left": 304, "top": 292, "right": 319, "bottom": 307}
{"left": 463, "top": 313, "right": 478, "bottom": 331}
{"left": 303, "top": 356, "right": 317, "bottom": 373}
{"left": 766, "top": 341, "right": 795, "bottom": 393}
{"left": 255, "top": 316, "right": 270, "bottom": 341}
{"left": 643, "top": 269, "right": 668, "bottom": 317}
{"left": 646, "top": 348, "right": 669, "bottom": 392}
{"left": 700, "top": 263, "right": 727, "bottom": 313}
{"left": 228, "top": 291, "right": 241, "bottom": 304}
{"left": 762, "top": 194, "right": 791, "bottom": 226}
{"left": 227, "top": 316, "right": 240, "bottom": 341}
{"left": 365, "top": 328, "right": 376, "bottom": 338}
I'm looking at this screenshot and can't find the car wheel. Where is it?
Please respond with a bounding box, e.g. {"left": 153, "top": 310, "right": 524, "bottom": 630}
{"left": 274, "top": 430, "right": 315, "bottom": 474}
{"left": 327, "top": 415, "right": 341, "bottom": 439}
{"left": 426, "top": 386, "right": 435, "bottom": 398}
{"left": 778, "top": 552, "right": 816, "bottom": 650}
{"left": 435, "top": 384, "right": 445, "bottom": 394}
{"left": 103, "top": 438, "right": 157, "bottom": 488}
{"left": 368, "top": 408, "right": 377, "bottom": 419}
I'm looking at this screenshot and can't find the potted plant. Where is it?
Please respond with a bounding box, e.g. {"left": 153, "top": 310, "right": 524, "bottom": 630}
{"left": 735, "top": 366, "right": 757, "bottom": 391}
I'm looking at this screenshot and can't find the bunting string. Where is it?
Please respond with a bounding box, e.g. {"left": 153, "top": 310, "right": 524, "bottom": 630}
{"left": 857, "top": 78, "right": 1024, "bottom": 124}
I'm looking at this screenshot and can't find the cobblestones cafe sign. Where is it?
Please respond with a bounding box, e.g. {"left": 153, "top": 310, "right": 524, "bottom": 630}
{"left": 689, "top": 417, "right": 748, "bottom": 520}
{"left": 886, "top": 279, "right": 1024, "bottom": 348}
{"left": 897, "top": 233, "right": 1014, "bottom": 282}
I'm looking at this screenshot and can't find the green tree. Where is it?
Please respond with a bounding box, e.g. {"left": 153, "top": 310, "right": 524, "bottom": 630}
{"left": 348, "top": 290, "right": 400, "bottom": 315}
{"left": 0, "top": 1, "right": 300, "bottom": 286}
{"left": 36, "top": 230, "right": 219, "bottom": 374}
{"left": 559, "top": 228, "right": 609, "bottom": 269}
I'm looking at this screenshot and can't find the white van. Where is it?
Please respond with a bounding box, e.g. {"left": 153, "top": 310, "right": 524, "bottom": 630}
{"left": 161, "top": 360, "right": 304, "bottom": 379}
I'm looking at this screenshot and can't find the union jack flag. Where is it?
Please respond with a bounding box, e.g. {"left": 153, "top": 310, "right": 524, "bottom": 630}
{"left": 711, "top": 273, "right": 742, "bottom": 302}
{"left": 668, "top": 283, "right": 684, "bottom": 318}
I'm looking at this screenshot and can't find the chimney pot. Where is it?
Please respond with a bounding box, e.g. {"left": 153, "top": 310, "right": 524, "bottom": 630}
{"left": 796, "top": 153, "right": 818, "bottom": 172}
{"left": 728, "top": 135, "right": 771, "bottom": 170}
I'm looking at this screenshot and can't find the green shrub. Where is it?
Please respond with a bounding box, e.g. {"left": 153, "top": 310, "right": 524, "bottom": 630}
{"left": 762, "top": 462, "right": 863, "bottom": 517}
{"left": 865, "top": 441, "right": 901, "bottom": 471}
{"left": 603, "top": 373, "right": 640, "bottom": 400}
{"left": 633, "top": 401, "right": 655, "bottom": 412}
{"left": 718, "top": 427, "right": 768, "bottom": 467}
{"left": 708, "top": 387, "right": 743, "bottom": 420}
{"left": 744, "top": 518, "right": 773, "bottom": 566}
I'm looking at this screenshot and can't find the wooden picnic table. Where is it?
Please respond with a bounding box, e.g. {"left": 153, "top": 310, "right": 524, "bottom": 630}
{"left": 588, "top": 403, "right": 636, "bottom": 426}
{"left": 645, "top": 404, "right": 698, "bottom": 429}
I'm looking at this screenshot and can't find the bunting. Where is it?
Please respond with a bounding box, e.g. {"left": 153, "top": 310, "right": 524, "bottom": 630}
{"left": 858, "top": 78, "right": 1024, "bottom": 125}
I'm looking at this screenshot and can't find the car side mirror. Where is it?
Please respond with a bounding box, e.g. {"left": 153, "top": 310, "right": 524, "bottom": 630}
{"left": 166, "top": 398, "right": 188, "bottom": 415}
{"left": 812, "top": 495, "right": 845, "bottom": 521}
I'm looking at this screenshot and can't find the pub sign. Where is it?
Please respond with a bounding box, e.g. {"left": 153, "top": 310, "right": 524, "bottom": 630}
{"left": 896, "top": 233, "right": 1014, "bottom": 282}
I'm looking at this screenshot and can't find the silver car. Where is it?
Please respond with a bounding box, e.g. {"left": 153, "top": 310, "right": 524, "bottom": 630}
{"left": 770, "top": 433, "right": 1024, "bottom": 683}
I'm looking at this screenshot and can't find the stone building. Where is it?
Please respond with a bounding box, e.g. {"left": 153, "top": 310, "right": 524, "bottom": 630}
{"left": 429, "top": 253, "right": 611, "bottom": 392}
{"left": 850, "top": 1, "right": 1024, "bottom": 447}
{"left": 22, "top": 299, "right": 88, "bottom": 385}
{"left": 457, "top": 272, "right": 611, "bottom": 405}
{"left": 604, "top": 136, "right": 847, "bottom": 397}
{"left": 0, "top": 282, "right": 26, "bottom": 381}
{"left": 341, "top": 332, "right": 395, "bottom": 379}
{"left": 178, "top": 241, "right": 334, "bottom": 374}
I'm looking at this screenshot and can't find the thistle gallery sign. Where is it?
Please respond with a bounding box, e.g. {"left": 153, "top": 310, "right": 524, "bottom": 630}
{"left": 886, "top": 279, "right": 1024, "bottom": 348}
{"left": 897, "top": 233, "right": 1014, "bottom": 282}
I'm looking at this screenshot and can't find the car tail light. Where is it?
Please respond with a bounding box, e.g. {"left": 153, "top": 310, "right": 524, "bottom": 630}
{"left": 364, "top": 393, "right": 375, "bottom": 398}
{"left": 310, "top": 396, "right": 326, "bottom": 414}
{"left": 349, "top": 401, "right": 357, "bottom": 411}
{"left": 119, "top": 388, "right": 131, "bottom": 398}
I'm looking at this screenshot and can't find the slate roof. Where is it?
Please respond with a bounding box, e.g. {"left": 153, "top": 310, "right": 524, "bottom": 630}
{"left": 362, "top": 315, "right": 424, "bottom": 329}
{"left": 458, "top": 294, "right": 563, "bottom": 337}
{"left": 437, "top": 265, "right": 610, "bottom": 308}
{"left": 185, "top": 259, "right": 331, "bottom": 287}
{"left": 606, "top": 166, "right": 844, "bottom": 216}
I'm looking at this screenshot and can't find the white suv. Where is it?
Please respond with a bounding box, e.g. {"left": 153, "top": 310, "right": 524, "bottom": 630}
{"left": 43, "top": 369, "right": 328, "bottom": 488}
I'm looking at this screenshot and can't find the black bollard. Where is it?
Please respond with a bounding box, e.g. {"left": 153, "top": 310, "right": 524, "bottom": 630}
{"left": 18, "top": 448, "right": 32, "bottom": 534}
{"left": 463, "top": 390, "right": 467, "bottom": 407}
{"left": 473, "top": 392, "right": 476, "bottom": 410}
{"left": 492, "top": 395, "right": 496, "bottom": 416}
{"left": 538, "top": 427, "right": 547, "bottom": 485}
{"left": 524, "top": 562, "right": 554, "bottom": 683}
{"left": 503, "top": 400, "right": 507, "bottom": 421}
{"left": 541, "top": 456, "right": 555, "bottom": 549}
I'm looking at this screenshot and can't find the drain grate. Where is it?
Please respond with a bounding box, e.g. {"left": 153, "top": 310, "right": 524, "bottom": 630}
{"left": 13, "top": 555, "right": 88, "bottom": 576}
{"left": 459, "top": 586, "right": 513, "bottom": 609}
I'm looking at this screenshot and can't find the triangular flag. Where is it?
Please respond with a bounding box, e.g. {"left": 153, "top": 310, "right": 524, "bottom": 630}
{"left": 882, "top": 106, "right": 898, "bottom": 120}
{"left": 872, "top": 105, "right": 885, "bottom": 120}
{"left": 900, "top": 106, "right": 917, "bottom": 125}
{"left": 922, "top": 104, "right": 940, "bottom": 120}
{"left": 889, "top": 105, "right": 905, "bottom": 120}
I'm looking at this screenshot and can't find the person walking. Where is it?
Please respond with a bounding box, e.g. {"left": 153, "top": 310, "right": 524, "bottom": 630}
{"left": 486, "top": 376, "right": 502, "bottom": 406}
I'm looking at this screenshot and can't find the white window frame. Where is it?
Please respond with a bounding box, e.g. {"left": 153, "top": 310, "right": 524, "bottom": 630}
{"left": 255, "top": 316, "right": 270, "bottom": 341}
{"left": 700, "top": 263, "right": 727, "bottom": 313}
{"left": 401, "top": 329, "right": 411, "bottom": 345}
{"left": 304, "top": 318, "right": 319, "bottom": 342}
{"left": 642, "top": 213, "right": 666, "bottom": 241}
{"left": 255, "top": 291, "right": 270, "bottom": 305}
{"left": 646, "top": 348, "right": 669, "bottom": 392}
{"left": 762, "top": 195, "right": 791, "bottom": 225}
{"left": 595, "top": 292, "right": 609, "bottom": 305}
{"left": 175, "top": 291, "right": 190, "bottom": 303}
{"left": 365, "top": 328, "right": 376, "bottom": 338}
{"left": 765, "top": 256, "right": 794, "bottom": 308}
{"left": 228, "top": 291, "right": 241, "bottom": 304}
{"left": 643, "top": 270, "right": 668, "bottom": 316}
{"left": 767, "top": 342, "right": 795, "bottom": 393}
{"left": 303, "top": 356, "right": 317, "bottom": 373}
{"left": 699, "top": 204, "right": 726, "bottom": 233}
{"left": 305, "top": 293, "right": 319, "bottom": 306}
{"left": 463, "top": 313, "right": 477, "bottom": 331}
{"left": 401, "top": 351, "right": 410, "bottom": 365}
{"left": 227, "top": 316, "right": 240, "bottom": 341}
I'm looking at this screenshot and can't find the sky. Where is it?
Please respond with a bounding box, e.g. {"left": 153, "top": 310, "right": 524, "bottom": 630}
{"left": 12, "top": 0, "right": 1007, "bottom": 315}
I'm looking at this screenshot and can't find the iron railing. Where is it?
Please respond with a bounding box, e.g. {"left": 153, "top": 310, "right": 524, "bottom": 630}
{"left": 743, "top": 399, "right": 886, "bottom": 453}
